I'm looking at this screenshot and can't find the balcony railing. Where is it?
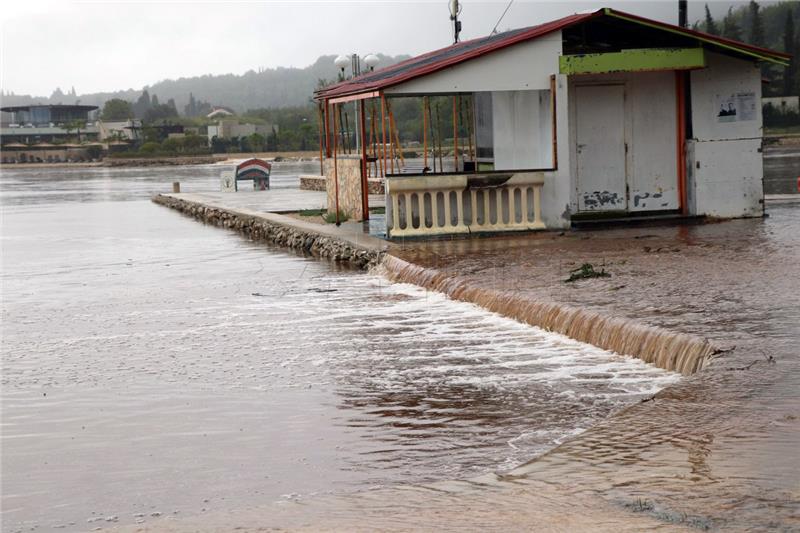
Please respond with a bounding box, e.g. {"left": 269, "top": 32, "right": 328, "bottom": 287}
{"left": 386, "top": 172, "right": 545, "bottom": 238}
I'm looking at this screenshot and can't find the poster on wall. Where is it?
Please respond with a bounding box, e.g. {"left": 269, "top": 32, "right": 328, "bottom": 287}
{"left": 716, "top": 91, "right": 757, "bottom": 123}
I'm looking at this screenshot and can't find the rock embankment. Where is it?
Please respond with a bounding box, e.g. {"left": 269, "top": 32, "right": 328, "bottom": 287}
{"left": 152, "top": 194, "right": 383, "bottom": 269}
{"left": 105, "top": 156, "right": 226, "bottom": 167}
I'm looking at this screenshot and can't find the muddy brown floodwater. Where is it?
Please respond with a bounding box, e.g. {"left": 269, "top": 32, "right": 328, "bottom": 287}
{"left": 138, "top": 201, "right": 799, "bottom": 532}
{"left": 1, "top": 165, "right": 682, "bottom": 532}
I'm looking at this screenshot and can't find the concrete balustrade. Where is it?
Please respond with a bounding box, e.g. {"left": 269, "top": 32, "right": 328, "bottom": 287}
{"left": 386, "top": 172, "right": 546, "bottom": 238}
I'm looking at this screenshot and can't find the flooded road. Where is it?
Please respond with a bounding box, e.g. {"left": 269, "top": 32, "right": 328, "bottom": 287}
{"left": 0, "top": 165, "right": 679, "bottom": 532}
{"left": 386, "top": 200, "right": 800, "bottom": 531}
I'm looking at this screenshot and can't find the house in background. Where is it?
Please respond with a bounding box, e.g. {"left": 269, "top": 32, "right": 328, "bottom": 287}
{"left": 314, "top": 7, "right": 790, "bottom": 238}
{"left": 1, "top": 104, "right": 100, "bottom": 144}
{"left": 96, "top": 119, "right": 142, "bottom": 142}
{"left": 1, "top": 104, "right": 102, "bottom": 163}
{"left": 207, "top": 119, "right": 277, "bottom": 145}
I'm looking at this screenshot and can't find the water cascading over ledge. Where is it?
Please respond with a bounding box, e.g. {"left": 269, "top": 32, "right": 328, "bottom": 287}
{"left": 378, "top": 255, "right": 716, "bottom": 375}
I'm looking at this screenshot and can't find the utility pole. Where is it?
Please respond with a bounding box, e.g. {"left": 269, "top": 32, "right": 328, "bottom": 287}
{"left": 679, "top": 0, "right": 688, "bottom": 28}
{"left": 449, "top": 0, "right": 462, "bottom": 44}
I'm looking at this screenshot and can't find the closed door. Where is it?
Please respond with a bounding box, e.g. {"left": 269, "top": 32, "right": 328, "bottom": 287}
{"left": 576, "top": 84, "right": 627, "bottom": 211}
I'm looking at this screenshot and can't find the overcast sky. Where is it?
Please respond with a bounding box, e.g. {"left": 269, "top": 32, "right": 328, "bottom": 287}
{"left": 1, "top": 0, "right": 740, "bottom": 97}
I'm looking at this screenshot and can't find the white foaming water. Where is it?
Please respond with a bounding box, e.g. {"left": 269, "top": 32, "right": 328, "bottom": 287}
{"left": 1, "top": 165, "right": 680, "bottom": 532}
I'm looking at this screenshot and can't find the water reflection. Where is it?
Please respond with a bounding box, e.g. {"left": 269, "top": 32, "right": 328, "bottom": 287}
{"left": 0, "top": 165, "right": 680, "bottom": 532}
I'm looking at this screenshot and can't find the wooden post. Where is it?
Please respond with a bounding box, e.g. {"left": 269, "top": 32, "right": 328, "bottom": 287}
{"left": 172, "top": 182, "right": 180, "bottom": 193}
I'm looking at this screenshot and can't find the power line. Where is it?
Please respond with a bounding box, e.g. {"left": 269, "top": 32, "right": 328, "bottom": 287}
{"left": 491, "top": 0, "right": 515, "bottom": 35}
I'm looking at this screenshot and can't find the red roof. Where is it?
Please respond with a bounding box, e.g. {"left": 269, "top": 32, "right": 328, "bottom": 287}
{"left": 315, "top": 7, "right": 790, "bottom": 101}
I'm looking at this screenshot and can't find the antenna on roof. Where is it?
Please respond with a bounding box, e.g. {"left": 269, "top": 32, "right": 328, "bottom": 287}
{"left": 449, "top": 0, "right": 462, "bottom": 43}
{"left": 491, "top": 0, "right": 514, "bottom": 36}
{"left": 678, "top": 0, "right": 688, "bottom": 28}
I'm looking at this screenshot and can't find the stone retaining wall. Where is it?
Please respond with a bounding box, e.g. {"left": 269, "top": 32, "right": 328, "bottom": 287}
{"left": 152, "top": 194, "right": 384, "bottom": 269}
{"left": 302, "top": 174, "right": 385, "bottom": 195}
{"left": 300, "top": 175, "right": 326, "bottom": 191}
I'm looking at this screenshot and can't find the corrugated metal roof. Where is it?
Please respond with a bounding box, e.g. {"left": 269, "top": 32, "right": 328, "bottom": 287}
{"left": 315, "top": 7, "right": 790, "bottom": 101}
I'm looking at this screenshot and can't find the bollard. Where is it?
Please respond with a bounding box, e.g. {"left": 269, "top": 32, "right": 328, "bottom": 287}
{"left": 797, "top": 177, "right": 800, "bottom": 193}
{"left": 173, "top": 182, "right": 180, "bottom": 193}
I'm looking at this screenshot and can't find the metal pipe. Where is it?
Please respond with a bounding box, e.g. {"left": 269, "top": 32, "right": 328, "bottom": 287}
{"left": 381, "top": 93, "right": 388, "bottom": 176}
{"left": 676, "top": 71, "right": 687, "bottom": 215}
{"left": 372, "top": 99, "right": 382, "bottom": 178}
{"left": 324, "top": 100, "right": 331, "bottom": 157}
{"left": 453, "top": 95, "right": 458, "bottom": 172}
{"left": 423, "top": 96, "right": 428, "bottom": 170}
{"left": 435, "top": 102, "right": 443, "bottom": 172}
{"left": 550, "top": 75, "right": 558, "bottom": 169}
{"left": 360, "top": 98, "right": 369, "bottom": 220}
{"left": 317, "top": 103, "right": 324, "bottom": 175}
{"left": 678, "top": 0, "right": 688, "bottom": 28}
{"left": 332, "top": 102, "right": 341, "bottom": 225}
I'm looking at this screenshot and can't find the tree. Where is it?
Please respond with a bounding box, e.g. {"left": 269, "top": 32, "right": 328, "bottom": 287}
{"left": 248, "top": 133, "right": 266, "bottom": 152}
{"left": 750, "top": 0, "right": 765, "bottom": 46}
{"left": 63, "top": 119, "right": 85, "bottom": 143}
{"left": 723, "top": 7, "right": 743, "bottom": 41}
{"left": 101, "top": 98, "right": 133, "bottom": 120}
{"left": 133, "top": 90, "right": 152, "bottom": 119}
{"left": 184, "top": 93, "right": 197, "bottom": 117}
{"left": 704, "top": 5, "right": 719, "bottom": 35}
{"left": 784, "top": 8, "right": 797, "bottom": 96}
{"left": 145, "top": 103, "right": 179, "bottom": 122}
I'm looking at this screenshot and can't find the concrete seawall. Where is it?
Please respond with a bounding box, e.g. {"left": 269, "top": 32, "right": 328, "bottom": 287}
{"left": 152, "top": 194, "right": 386, "bottom": 269}
{"left": 152, "top": 192, "right": 716, "bottom": 375}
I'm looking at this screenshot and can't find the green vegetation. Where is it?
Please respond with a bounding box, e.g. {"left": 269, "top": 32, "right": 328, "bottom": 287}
{"left": 564, "top": 263, "right": 611, "bottom": 283}
{"left": 298, "top": 208, "right": 326, "bottom": 217}
{"left": 323, "top": 210, "right": 349, "bottom": 224}
{"left": 763, "top": 103, "right": 799, "bottom": 129}
{"left": 696, "top": 1, "right": 799, "bottom": 97}
{"left": 108, "top": 133, "right": 211, "bottom": 158}
{"left": 100, "top": 98, "right": 133, "bottom": 120}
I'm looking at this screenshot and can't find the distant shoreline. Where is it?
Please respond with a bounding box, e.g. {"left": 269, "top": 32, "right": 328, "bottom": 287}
{"left": 0, "top": 151, "right": 320, "bottom": 170}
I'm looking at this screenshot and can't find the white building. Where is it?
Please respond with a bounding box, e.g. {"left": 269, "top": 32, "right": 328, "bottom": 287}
{"left": 96, "top": 119, "right": 142, "bottom": 142}
{"left": 314, "top": 7, "right": 790, "bottom": 237}
{"left": 207, "top": 119, "right": 277, "bottom": 145}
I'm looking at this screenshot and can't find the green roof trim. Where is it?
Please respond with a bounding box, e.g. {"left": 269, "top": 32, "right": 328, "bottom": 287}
{"left": 604, "top": 9, "right": 790, "bottom": 67}
{"left": 560, "top": 47, "right": 706, "bottom": 75}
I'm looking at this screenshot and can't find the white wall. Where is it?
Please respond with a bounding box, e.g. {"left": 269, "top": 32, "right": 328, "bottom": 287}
{"left": 540, "top": 73, "right": 573, "bottom": 229}
{"left": 566, "top": 71, "right": 680, "bottom": 213}
{"left": 691, "top": 52, "right": 762, "bottom": 142}
{"left": 689, "top": 51, "right": 763, "bottom": 218}
{"left": 492, "top": 90, "right": 553, "bottom": 170}
{"left": 384, "top": 33, "right": 561, "bottom": 94}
